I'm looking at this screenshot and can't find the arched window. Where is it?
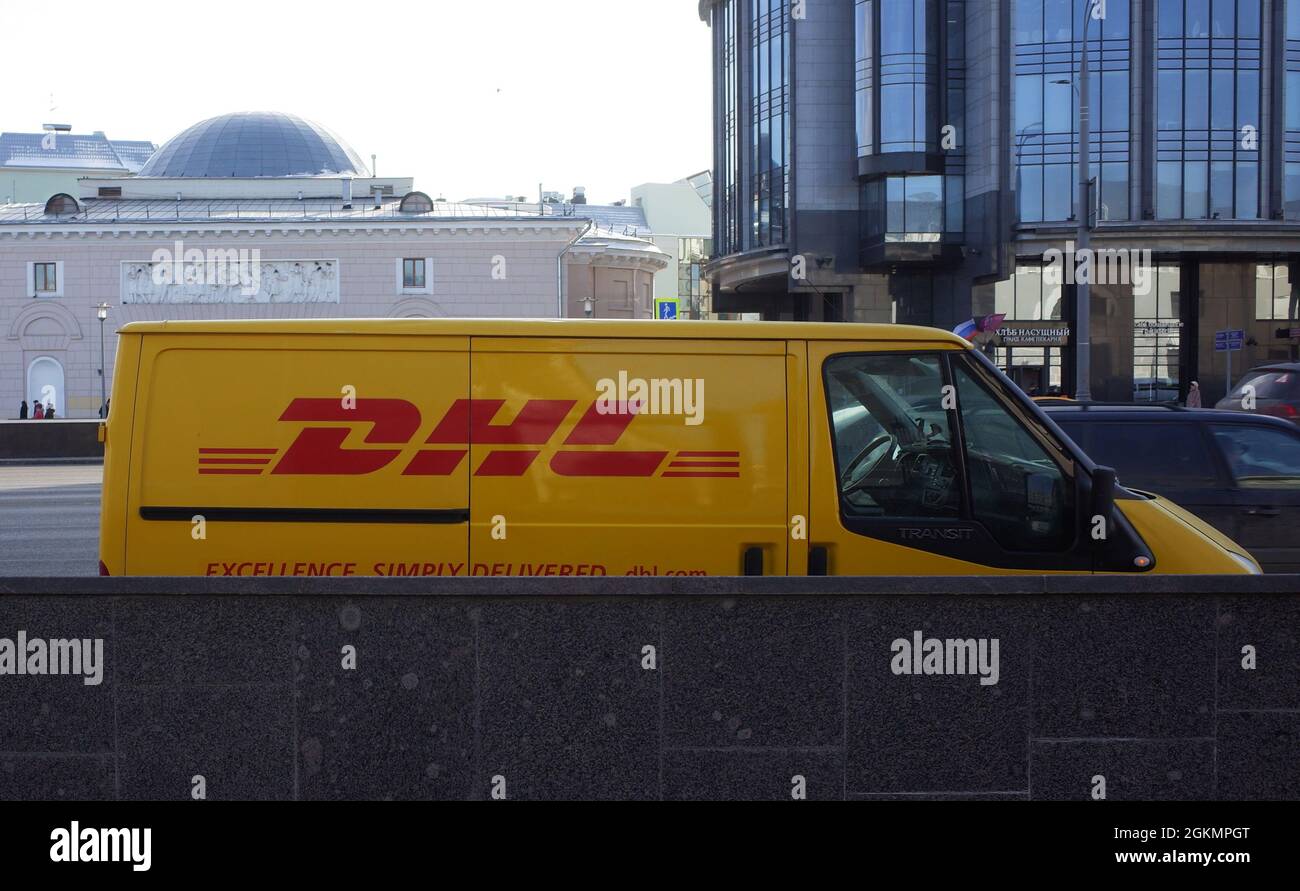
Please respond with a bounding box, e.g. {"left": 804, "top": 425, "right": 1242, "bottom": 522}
{"left": 398, "top": 191, "right": 434, "bottom": 214}
{"left": 27, "top": 356, "right": 65, "bottom": 412}
{"left": 43, "top": 193, "right": 80, "bottom": 216}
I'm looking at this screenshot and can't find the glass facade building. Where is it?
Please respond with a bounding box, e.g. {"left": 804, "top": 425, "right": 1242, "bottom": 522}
{"left": 1154, "top": 0, "right": 1261, "bottom": 221}
{"left": 1014, "top": 0, "right": 1131, "bottom": 223}
{"left": 1287, "top": 0, "right": 1300, "bottom": 217}
{"left": 678, "top": 237, "right": 714, "bottom": 318}
{"left": 752, "top": 0, "right": 791, "bottom": 246}
{"left": 712, "top": 0, "right": 790, "bottom": 254}
{"left": 701, "top": 0, "right": 1300, "bottom": 402}
{"left": 856, "top": 1, "right": 965, "bottom": 254}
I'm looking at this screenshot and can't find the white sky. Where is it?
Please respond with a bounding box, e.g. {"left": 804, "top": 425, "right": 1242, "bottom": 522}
{"left": 0, "top": 0, "right": 713, "bottom": 204}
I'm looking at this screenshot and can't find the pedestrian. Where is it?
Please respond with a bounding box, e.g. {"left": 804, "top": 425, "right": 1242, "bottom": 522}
{"left": 33, "top": 400, "right": 44, "bottom": 419}
{"left": 19, "top": 400, "right": 28, "bottom": 419}
{"left": 99, "top": 398, "right": 110, "bottom": 419}
{"left": 1186, "top": 381, "right": 1202, "bottom": 408}
{"left": 45, "top": 402, "right": 56, "bottom": 419}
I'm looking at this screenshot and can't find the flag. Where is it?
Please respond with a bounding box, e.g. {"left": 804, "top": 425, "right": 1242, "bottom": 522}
{"left": 953, "top": 319, "right": 978, "bottom": 341}
{"left": 954, "top": 314, "right": 1007, "bottom": 341}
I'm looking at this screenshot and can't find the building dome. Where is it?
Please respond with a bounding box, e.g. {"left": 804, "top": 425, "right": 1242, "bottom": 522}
{"left": 138, "top": 112, "right": 369, "bottom": 178}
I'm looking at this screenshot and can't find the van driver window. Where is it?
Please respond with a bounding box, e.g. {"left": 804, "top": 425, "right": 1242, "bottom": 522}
{"left": 824, "top": 354, "right": 962, "bottom": 520}
{"left": 951, "top": 361, "right": 1073, "bottom": 551}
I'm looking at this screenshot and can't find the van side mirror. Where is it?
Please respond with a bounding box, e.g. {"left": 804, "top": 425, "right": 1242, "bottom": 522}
{"left": 1091, "top": 466, "right": 1117, "bottom": 529}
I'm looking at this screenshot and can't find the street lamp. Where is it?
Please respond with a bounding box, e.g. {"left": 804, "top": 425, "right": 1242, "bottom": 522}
{"left": 1051, "top": 0, "right": 1103, "bottom": 402}
{"left": 96, "top": 303, "right": 109, "bottom": 415}
{"left": 1015, "top": 121, "right": 1044, "bottom": 222}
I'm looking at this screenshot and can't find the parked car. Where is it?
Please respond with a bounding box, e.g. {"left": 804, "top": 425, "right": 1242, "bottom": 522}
{"left": 1214, "top": 362, "right": 1300, "bottom": 424}
{"left": 1132, "top": 376, "right": 1181, "bottom": 403}
{"left": 1043, "top": 404, "right": 1300, "bottom": 572}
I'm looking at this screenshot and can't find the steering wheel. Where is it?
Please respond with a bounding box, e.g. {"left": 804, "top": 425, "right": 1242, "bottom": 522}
{"left": 911, "top": 451, "right": 959, "bottom": 508}
{"left": 840, "top": 433, "right": 897, "bottom": 494}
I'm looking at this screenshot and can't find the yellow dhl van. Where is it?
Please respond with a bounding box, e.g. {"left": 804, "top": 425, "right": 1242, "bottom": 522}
{"left": 98, "top": 319, "right": 1260, "bottom": 577}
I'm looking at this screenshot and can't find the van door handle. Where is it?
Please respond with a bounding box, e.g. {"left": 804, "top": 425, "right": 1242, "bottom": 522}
{"left": 742, "top": 547, "right": 764, "bottom": 576}
{"left": 808, "top": 546, "right": 828, "bottom": 576}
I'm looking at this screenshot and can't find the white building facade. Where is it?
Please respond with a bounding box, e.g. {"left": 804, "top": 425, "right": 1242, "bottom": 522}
{"left": 632, "top": 176, "right": 714, "bottom": 318}
{"left": 0, "top": 127, "right": 155, "bottom": 205}
{"left": 0, "top": 112, "right": 666, "bottom": 418}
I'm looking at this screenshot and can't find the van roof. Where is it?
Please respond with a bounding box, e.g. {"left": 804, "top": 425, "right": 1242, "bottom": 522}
{"left": 115, "top": 317, "right": 972, "bottom": 345}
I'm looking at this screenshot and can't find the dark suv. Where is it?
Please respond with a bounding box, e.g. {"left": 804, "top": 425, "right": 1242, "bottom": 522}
{"left": 1041, "top": 404, "right": 1300, "bottom": 573}
{"left": 1214, "top": 362, "right": 1300, "bottom": 425}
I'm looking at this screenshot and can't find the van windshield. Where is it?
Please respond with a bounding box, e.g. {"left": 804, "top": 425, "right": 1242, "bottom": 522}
{"left": 824, "top": 351, "right": 1075, "bottom": 550}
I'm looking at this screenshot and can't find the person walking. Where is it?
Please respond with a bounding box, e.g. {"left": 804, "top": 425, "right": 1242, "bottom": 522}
{"left": 1186, "top": 381, "right": 1202, "bottom": 408}
{"left": 45, "top": 401, "right": 55, "bottom": 419}
{"left": 33, "top": 400, "right": 44, "bottom": 419}
{"left": 98, "top": 398, "right": 110, "bottom": 419}
{"left": 19, "top": 400, "right": 28, "bottom": 419}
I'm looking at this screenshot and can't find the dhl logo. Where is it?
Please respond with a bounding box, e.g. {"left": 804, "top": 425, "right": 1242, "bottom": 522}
{"left": 197, "top": 398, "right": 741, "bottom": 478}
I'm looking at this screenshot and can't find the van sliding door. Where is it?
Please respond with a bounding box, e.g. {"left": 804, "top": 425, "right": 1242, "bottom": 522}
{"left": 466, "top": 337, "right": 788, "bottom": 577}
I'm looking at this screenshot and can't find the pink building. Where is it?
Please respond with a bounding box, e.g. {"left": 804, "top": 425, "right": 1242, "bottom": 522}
{"left": 0, "top": 112, "right": 667, "bottom": 418}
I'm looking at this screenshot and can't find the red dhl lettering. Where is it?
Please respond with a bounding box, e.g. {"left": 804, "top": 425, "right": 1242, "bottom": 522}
{"left": 469, "top": 563, "right": 607, "bottom": 576}
{"left": 373, "top": 562, "right": 465, "bottom": 576}
{"left": 200, "top": 397, "right": 741, "bottom": 479}
{"left": 204, "top": 561, "right": 358, "bottom": 577}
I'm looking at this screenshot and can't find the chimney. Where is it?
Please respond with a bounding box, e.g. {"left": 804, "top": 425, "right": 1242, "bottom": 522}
{"left": 341, "top": 177, "right": 353, "bottom": 208}
{"left": 572, "top": 186, "right": 587, "bottom": 205}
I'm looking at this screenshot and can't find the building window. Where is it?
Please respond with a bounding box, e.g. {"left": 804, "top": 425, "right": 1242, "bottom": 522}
{"left": 715, "top": 0, "right": 741, "bottom": 254}
{"left": 1255, "top": 263, "right": 1300, "bottom": 322}
{"left": 1285, "top": 0, "right": 1300, "bottom": 219}
{"left": 1133, "top": 265, "right": 1183, "bottom": 402}
{"left": 34, "top": 263, "right": 57, "bottom": 293}
{"left": 1156, "top": 0, "right": 1261, "bottom": 220}
{"left": 1014, "top": 0, "right": 1131, "bottom": 223}
{"left": 856, "top": 0, "right": 877, "bottom": 157}
{"left": 678, "top": 237, "right": 713, "bottom": 318}
{"left": 751, "top": 0, "right": 790, "bottom": 247}
{"left": 857, "top": 0, "right": 964, "bottom": 161}
{"left": 396, "top": 257, "right": 433, "bottom": 295}
{"left": 862, "top": 174, "right": 963, "bottom": 240}
{"left": 991, "top": 265, "right": 1064, "bottom": 393}
{"left": 403, "top": 259, "right": 425, "bottom": 289}
{"left": 27, "top": 261, "right": 63, "bottom": 298}
{"left": 878, "top": 0, "right": 936, "bottom": 153}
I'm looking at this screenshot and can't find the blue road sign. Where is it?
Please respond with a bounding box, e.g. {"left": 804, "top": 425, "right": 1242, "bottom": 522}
{"left": 1215, "top": 329, "right": 1244, "bottom": 352}
{"left": 654, "top": 298, "right": 679, "bottom": 320}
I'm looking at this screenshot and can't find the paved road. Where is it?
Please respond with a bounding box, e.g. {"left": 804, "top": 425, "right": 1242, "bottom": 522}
{"left": 0, "top": 464, "right": 102, "bottom": 576}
